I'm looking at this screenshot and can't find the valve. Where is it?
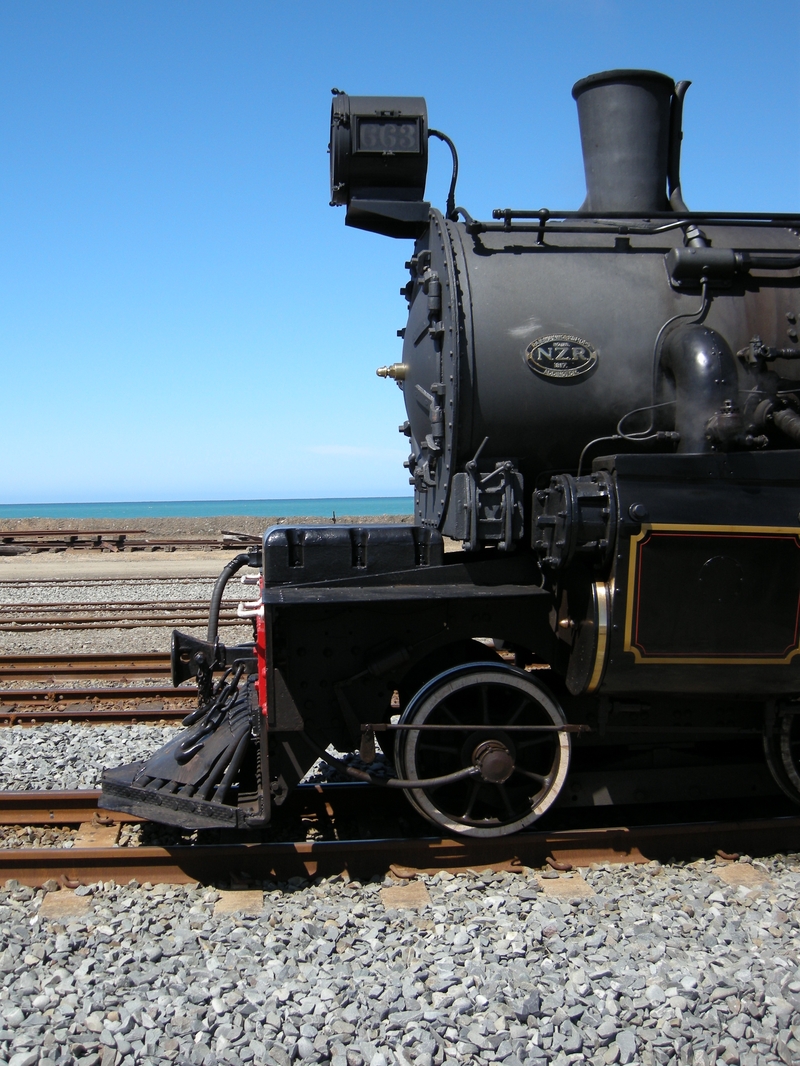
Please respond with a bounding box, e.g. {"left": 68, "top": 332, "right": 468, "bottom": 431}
{"left": 376, "top": 363, "right": 408, "bottom": 380}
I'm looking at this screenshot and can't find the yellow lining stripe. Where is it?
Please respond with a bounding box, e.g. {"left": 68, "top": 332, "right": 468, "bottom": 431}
{"left": 586, "top": 582, "right": 609, "bottom": 693}
{"left": 623, "top": 523, "right": 800, "bottom": 665}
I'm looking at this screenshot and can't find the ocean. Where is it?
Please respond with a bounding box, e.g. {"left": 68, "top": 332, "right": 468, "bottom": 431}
{"left": 0, "top": 498, "right": 413, "bottom": 520}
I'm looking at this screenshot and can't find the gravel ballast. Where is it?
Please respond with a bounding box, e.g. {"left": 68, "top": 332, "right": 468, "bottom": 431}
{"left": 0, "top": 724, "right": 181, "bottom": 792}
{"left": 0, "top": 857, "right": 797, "bottom": 1066}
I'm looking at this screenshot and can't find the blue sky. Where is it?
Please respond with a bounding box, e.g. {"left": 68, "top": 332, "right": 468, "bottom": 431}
{"left": 2, "top": 0, "right": 798, "bottom": 503}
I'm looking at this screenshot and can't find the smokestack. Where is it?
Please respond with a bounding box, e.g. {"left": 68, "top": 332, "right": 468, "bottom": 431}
{"left": 572, "top": 69, "right": 687, "bottom": 214}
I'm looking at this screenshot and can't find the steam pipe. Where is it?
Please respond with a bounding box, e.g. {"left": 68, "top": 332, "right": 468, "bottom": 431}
{"left": 660, "top": 324, "right": 740, "bottom": 452}
{"left": 772, "top": 407, "right": 800, "bottom": 445}
{"left": 668, "top": 80, "right": 691, "bottom": 213}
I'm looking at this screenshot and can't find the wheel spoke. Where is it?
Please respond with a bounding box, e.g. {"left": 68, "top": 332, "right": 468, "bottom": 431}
{"left": 516, "top": 736, "right": 555, "bottom": 750}
{"left": 438, "top": 701, "right": 461, "bottom": 726}
{"left": 463, "top": 781, "right": 482, "bottom": 820}
{"left": 481, "top": 685, "right": 490, "bottom": 724}
{"left": 497, "top": 784, "right": 516, "bottom": 819}
{"left": 416, "top": 743, "right": 461, "bottom": 756}
{"left": 514, "top": 767, "right": 551, "bottom": 786}
{"left": 506, "top": 695, "right": 530, "bottom": 727}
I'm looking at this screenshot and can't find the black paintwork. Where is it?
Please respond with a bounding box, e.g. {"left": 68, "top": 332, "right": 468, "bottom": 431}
{"left": 99, "top": 69, "right": 800, "bottom": 831}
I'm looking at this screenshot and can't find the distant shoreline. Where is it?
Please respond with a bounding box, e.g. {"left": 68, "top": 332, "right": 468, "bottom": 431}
{"left": 0, "top": 514, "right": 415, "bottom": 538}
{"left": 0, "top": 497, "right": 413, "bottom": 521}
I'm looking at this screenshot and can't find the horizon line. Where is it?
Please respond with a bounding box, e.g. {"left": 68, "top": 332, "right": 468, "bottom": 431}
{"left": 0, "top": 495, "right": 413, "bottom": 508}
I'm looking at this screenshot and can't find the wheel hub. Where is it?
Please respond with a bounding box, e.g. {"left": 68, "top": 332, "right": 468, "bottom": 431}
{"left": 472, "top": 739, "right": 515, "bottom": 784}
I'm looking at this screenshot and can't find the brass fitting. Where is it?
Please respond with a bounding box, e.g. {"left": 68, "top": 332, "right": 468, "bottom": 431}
{"left": 376, "top": 363, "right": 408, "bottom": 380}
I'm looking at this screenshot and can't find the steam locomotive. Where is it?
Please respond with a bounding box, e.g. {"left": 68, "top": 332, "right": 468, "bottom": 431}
{"left": 101, "top": 70, "right": 800, "bottom": 837}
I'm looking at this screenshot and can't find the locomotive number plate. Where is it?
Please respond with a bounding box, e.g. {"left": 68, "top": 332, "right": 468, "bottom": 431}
{"left": 525, "top": 335, "right": 598, "bottom": 381}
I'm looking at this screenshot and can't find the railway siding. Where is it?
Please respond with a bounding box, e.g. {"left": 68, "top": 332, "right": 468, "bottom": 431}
{"left": 0, "top": 569, "right": 254, "bottom": 655}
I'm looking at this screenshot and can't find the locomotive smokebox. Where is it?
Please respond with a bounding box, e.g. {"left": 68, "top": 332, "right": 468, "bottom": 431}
{"left": 572, "top": 69, "right": 686, "bottom": 213}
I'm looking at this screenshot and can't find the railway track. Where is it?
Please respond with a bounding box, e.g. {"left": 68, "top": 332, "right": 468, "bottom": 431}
{"left": 0, "top": 528, "right": 260, "bottom": 553}
{"left": 0, "top": 661, "right": 798, "bottom": 887}
{"left": 0, "top": 696, "right": 192, "bottom": 725}
{"left": 0, "top": 577, "right": 216, "bottom": 589}
{"left": 0, "top": 600, "right": 246, "bottom": 631}
{"left": 0, "top": 653, "right": 193, "bottom": 723}
{"left": 0, "top": 787, "right": 798, "bottom": 885}
{"left": 0, "top": 652, "right": 172, "bottom": 679}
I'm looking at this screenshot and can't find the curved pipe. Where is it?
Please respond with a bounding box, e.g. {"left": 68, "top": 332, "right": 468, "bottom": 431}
{"left": 428, "top": 128, "right": 459, "bottom": 221}
{"left": 668, "top": 80, "right": 691, "bottom": 213}
{"left": 303, "top": 733, "right": 481, "bottom": 790}
{"left": 660, "top": 324, "right": 739, "bottom": 452}
{"left": 207, "top": 553, "right": 252, "bottom": 642}
{"left": 772, "top": 407, "right": 800, "bottom": 445}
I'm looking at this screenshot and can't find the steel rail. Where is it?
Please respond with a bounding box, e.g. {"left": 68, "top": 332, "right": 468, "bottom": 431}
{"left": 0, "top": 620, "right": 241, "bottom": 632}
{"left": 0, "top": 686, "right": 195, "bottom": 725}
{"left": 1, "top": 813, "right": 799, "bottom": 886}
{"left": 0, "top": 604, "right": 243, "bottom": 632}
{"left": 0, "top": 600, "right": 227, "bottom": 611}
{"left": 0, "top": 618, "right": 222, "bottom": 625}
{"left": 0, "top": 707, "right": 189, "bottom": 725}
{"left": 0, "top": 578, "right": 216, "bottom": 588}
{"left": 0, "top": 530, "right": 259, "bottom": 551}
{"left": 0, "top": 686, "right": 193, "bottom": 704}
{"left": 0, "top": 786, "right": 363, "bottom": 826}
{"left": 0, "top": 653, "right": 172, "bottom": 679}
{"left": 0, "top": 790, "right": 142, "bottom": 825}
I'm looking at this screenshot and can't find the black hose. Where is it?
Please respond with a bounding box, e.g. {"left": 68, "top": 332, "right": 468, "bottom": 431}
{"left": 429, "top": 129, "right": 459, "bottom": 221}
{"left": 207, "top": 553, "right": 252, "bottom": 643}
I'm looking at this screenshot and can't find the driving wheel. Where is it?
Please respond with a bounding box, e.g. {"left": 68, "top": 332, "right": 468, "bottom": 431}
{"left": 395, "top": 662, "right": 571, "bottom": 837}
{"left": 764, "top": 706, "right": 800, "bottom": 802}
